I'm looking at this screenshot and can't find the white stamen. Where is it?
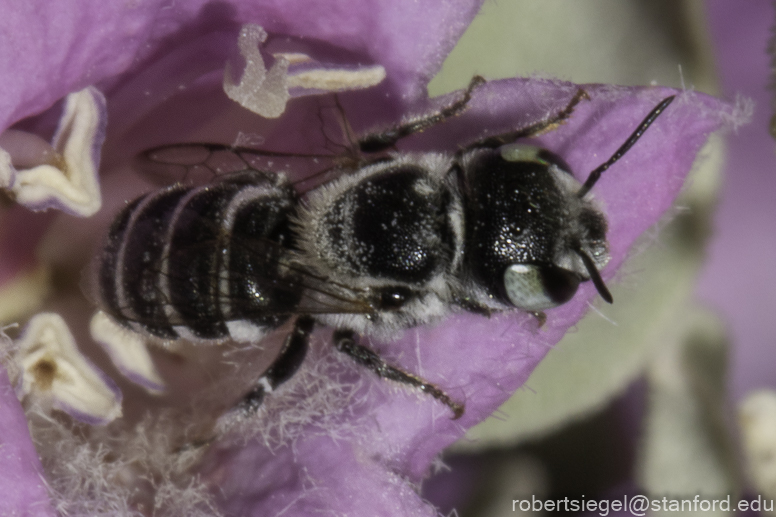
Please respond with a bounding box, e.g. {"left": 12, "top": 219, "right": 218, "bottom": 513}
{"left": 286, "top": 64, "right": 386, "bottom": 92}
{"left": 14, "top": 313, "right": 122, "bottom": 424}
{"left": 223, "top": 25, "right": 386, "bottom": 119}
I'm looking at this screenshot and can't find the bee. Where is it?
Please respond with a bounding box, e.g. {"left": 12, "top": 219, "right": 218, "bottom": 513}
{"left": 91, "top": 77, "right": 674, "bottom": 419}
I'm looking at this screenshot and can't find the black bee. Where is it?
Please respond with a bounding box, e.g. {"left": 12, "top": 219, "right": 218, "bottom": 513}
{"left": 92, "top": 77, "right": 674, "bottom": 419}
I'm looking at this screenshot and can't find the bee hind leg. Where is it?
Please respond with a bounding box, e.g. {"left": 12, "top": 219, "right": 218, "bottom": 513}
{"left": 237, "top": 316, "right": 314, "bottom": 414}
{"left": 333, "top": 329, "right": 464, "bottom": 419}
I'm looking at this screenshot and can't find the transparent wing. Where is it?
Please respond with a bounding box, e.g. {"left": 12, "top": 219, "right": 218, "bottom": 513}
{"left": 89, "top": 217, "right": 376, "bottom": 338}
{"left": 134, "top": 142, "right": 343, "bottom": 189}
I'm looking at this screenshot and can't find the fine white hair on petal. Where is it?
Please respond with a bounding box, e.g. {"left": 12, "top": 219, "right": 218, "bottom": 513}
{"left": 1, "top": 87, "right": 106, "bottom": 216}
{"left": 14, "top": 312, "right": 122, "bottom": 424}
{"left": 27, "top": 409, "right": 221, "bottom": 516}
{"left": 214, "top": 338, "right": 366, "bottom": 451}
{"left": 90, "top": 311, "right": 166, "bottom": 395}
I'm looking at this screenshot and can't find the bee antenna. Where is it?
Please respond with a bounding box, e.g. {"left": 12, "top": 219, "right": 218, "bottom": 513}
{"left": 574, "top": 248, "right": 613, "bottom": 304}
{"left": 577, "top": 95, "right": 675, "bottom": 198}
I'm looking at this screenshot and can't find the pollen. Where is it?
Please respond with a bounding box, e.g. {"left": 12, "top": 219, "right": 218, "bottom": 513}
{"left": 30, "top": 356, "right": 57, "bottom": 391}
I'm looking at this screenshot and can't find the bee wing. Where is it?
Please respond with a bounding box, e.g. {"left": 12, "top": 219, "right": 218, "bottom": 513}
{"left": 219, "top": 234, "right": 376, "bottom": 316}
{"left": 135, "top": 142, "right": 339, "bottom": 188}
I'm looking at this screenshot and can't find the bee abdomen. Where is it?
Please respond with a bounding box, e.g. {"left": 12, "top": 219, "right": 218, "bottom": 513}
{"left": 97, "top": 176, "right": 298, "bottom": 342}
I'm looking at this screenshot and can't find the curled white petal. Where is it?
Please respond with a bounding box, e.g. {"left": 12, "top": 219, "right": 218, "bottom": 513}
{"left": 223, "top": 25, "right": 385, "bottom": 119}
{"left": 0, "top": 147, "right": 15, "bottom": 188}
{"left": 1, "top": 87, "right": 106, "bottom": 216}
{"left": 14, "top": 313, "right": 121, "bottom": 424}
{"left": 90, "top": 311, "right": 165, "bottom": 394}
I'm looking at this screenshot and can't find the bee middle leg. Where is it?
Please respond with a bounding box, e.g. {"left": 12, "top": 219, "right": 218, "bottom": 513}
{"left": 333, "top": 329, "right": 464, "bottom": 419}
{"left": 237, "top": 316, "right": 314, "bottom": 413}
{"left": 357, "top": 75, "right": 487, "bottom": 154}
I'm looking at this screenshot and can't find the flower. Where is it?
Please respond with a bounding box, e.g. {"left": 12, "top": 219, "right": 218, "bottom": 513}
{"left": 0, "top": 1, "right": 734, "bottom": 515}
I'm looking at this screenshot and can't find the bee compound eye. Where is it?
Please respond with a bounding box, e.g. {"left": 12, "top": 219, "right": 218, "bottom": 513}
{"left": 503, "top": 264, "right": 580, "bottom": 311}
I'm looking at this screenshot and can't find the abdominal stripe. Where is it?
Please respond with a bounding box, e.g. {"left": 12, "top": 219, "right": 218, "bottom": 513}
{"left": 99, "top": 181, "right": 296, "bottom": 341}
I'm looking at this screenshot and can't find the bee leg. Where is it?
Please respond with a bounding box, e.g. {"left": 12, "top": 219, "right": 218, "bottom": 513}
{"left": 531, "top": 311, "right": 547, "bottom": 328}
{"left": 461, "top": 88, "right": 590, "bottom": 152}
{"left": 357, "top": 75, "right": 487, "bottom": 154}
{"left": 237, "top": 316, "right": 315, "bottom": 413}
{"left": 333, "top": 329, "right": 465, "bottom": 419}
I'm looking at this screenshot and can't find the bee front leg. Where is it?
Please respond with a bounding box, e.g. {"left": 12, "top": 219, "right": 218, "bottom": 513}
{"left": 238, "top": 316, "right": 314, "bottom": 413}
{"left": 461, "top": 88, "right": 590, "bottom": 152}
{"left": 333, "top": 329, "right": 464, "bottom": 419}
